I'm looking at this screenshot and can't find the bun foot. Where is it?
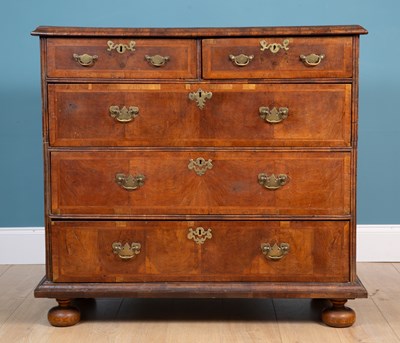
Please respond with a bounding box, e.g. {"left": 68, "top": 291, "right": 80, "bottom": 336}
{"left": 48, "top": 299, "right": 80, "bottom": 327}
{"left": 322, "top": 299, "right": 356, "bottom": 328}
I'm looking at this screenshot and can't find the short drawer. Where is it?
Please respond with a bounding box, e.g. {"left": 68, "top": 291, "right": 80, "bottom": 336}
{"left": 46, "top": 38, "right": 197, "bottom": 79}
{"left": 51, "top": 220, "right": 350, "bottom": 282}
{"left": 48, "top": 83, "right": 351, "bottom": 147}
{"left": 202, "top": 37, "right": 353, "bottom": 79}
{"left": 50, "top": 151, "right": 351, "bottom": 216}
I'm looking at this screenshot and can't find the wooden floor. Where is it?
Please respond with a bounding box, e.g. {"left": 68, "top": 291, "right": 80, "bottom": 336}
{"left": 0, "top": 264, "right": 399, "bottom": 342}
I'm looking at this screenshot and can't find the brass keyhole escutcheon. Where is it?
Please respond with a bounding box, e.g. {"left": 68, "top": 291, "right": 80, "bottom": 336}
{"left": 187, "top": 227, "right": 212, "bottom": 245}
{"left": 188, "top": 89, "right": 213, "bottom": 110}
{"left": 107, "top": 41, "right": 136, "bottom": 54}
{"left": 260, "top": 39, "right": 290, "bottom": 53}
{"left": 188, "top": 157, "right": 213, "bottom": 176}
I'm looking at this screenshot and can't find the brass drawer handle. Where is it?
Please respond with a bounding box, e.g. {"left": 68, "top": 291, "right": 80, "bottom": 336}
{"left": 112, "top": 242, "right": 141, "bottom": 259}
{"left": 145, "top": 54, "right": 170, "bottom": 67}
{"left": 188, "top": 157, "right": 213, "bottom": 176}
{"left": 109, "top": 106, "right": 139, "bottom": 123}
{"left": 115, "top": 173, "right": 145, "bottom": 190}
{"left": 229, "top": 53, "right": 254, "bottom": 67}
{"left": 260, "top": 39, "right": 290, "bottom": 53}
{"left": 188, "top": 89, "right": 212, "bottom": 110}
{"left": 73, "top": 53, "right": 98, "bottom": 67}
{"left": 261, "top": 243, "right": 290, "bottom": 260}
{"left": 187, "top": 227, "right": 212, "bottom": 245}
{"left": 259, "top": 107, "right": 289, "bottom": 124}
{"left": 300, "top": 53, "right": 325, "bottom": 66}
{"left": 107, "top": 40, "right": 136, "bottom": 54}
{"left": 258, "top": 173, "right": 288, "bottom": 190}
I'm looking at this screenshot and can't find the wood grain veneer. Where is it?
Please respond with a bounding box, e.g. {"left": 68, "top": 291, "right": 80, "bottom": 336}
{"left": 51, "top": 220, "right": 350, "bottom": 283}
{"left": 202, "top": 37, "right": 353, "bottom": 79}
{"left": 50, "top": 150, "right": 351, "bottom": 216}
{"left": 48, "top": 83, "right": 351, "bottom": 147}
{"left": 46, "top": 38, "right": 197, "bottom": 79}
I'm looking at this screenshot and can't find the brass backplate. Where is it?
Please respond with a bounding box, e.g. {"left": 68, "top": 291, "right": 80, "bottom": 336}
{"left": 115, "top": 173, "right": 145, "bottom": 190}
{"left": 258, "top": 173, "right": 288, "bottom": 190}
{"left": 261, "top": 242, "right": 290, "bottom": 260}
{"left": 229, "top": 53, "right": 254, "bottom": 66}
{"left": 300, "top": 53, "right": 325, "bottom": 66}
{"left": 259, "top": 106, "right": 289, "bottom": 123}
{"left": 145, "top": 54, "right": 170, "bottom": 67}
{"left": 112, "top": 242, "right": 141, "bottom": 259}
{"left": 109, "top": 105, "right": 139, "bottom": 123}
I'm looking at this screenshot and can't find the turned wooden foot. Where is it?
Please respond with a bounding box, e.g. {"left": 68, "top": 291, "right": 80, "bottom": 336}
{"left": 48, "top": 299, "right": 80, "bottom": 327}
{"left": 321, "top": 299, "right": 356, "bottom": 328}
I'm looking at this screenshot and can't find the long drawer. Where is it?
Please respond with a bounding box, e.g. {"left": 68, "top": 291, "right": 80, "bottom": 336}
{"left": 48, "top": 83, "right": 351, "bottom": 147}
{"left": 46, "top": 38, "right": 197, "bottom": 79}
{"left": 51, "top": 220, "right": 350, "bottom": 283}
{"left": 50, "top": 151, "right": 351, "bottom": 216}
{"left": 202, "top": 36, "right": 353, "bottom": 79}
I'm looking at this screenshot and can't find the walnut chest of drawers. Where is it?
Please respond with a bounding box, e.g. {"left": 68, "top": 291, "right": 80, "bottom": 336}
{"left": 32, "top": 25, "right": 368, "bottom": 327}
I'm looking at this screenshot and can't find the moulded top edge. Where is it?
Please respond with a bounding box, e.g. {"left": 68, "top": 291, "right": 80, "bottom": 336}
{"left": 31, "top": 25, "right": 368, "bottom": 38}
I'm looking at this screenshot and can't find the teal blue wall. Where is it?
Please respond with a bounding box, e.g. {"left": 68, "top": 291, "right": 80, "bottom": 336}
{"left": 0, "top": 0, "right": 398, "bottom": 226}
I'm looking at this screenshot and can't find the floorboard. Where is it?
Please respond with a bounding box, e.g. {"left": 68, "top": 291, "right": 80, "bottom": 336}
{"left": 273, "top": 298, "right": 342, "bottom": 343}
{"left": 355, "top": 263, "right": 400, "bottom": 342}
{"left": 0, "top": 265, "right": 45, "bottom": 329}
{"left": 0, "top": 265, "right": 10, "bottom": 277}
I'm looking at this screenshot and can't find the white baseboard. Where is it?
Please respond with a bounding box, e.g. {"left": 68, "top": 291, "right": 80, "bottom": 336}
{"left": 0, "top": 225, "right": 399, "bottom": 264}
{"left": 356, "top": 225, "right": 400, "bottom": 262}
{"left": 0, "top": 227, "right": 45, "bottom": 264}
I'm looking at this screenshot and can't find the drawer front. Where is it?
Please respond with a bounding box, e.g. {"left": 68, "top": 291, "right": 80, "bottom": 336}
{"left": 49, "top": 83, "right": 351, "bottom": 147}
{"left": 50, "top": 151, "right": 350, "bottom": 216}
{"left": 202, "top": 37, "right": 353, "bottom": 79}
{"left": 51, "top": 220, "right": 350, "bottom": 282}
{"left": 46, "top": 38, "right": 197, "bottom": 79}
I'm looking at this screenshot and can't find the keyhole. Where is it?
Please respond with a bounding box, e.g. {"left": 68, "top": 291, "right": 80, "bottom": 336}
{"left": 118, "top": 45, "right": 123, "bottom": 53}
{"left": 198, "top": 91, "right": 202, "bottom": 97}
